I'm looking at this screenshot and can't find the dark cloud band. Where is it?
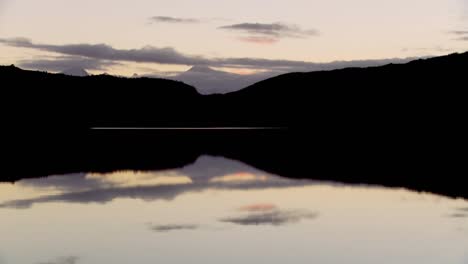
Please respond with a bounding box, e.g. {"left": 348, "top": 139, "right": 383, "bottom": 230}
{"left": 0, "top": 37, "right": 209, "bottom": 66}
{"left": 18, "top": 56, "right": 117, "bottom": 72}
{"left": 0, "top": 37, "right": 418, "bottom": 72}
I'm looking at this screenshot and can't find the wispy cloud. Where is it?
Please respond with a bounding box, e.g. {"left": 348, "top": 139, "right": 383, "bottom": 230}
{"left": 401, "top": 46, "right": 455, "bottom": 56}
{"left": 448, "top": 30, "right": 468, "bottom": 41}
{"left": 38, "top": 256, "right": 79, "bottom": 264}
{"left": 0, "top": 176, "right": 311, "bottom": 209}
{"left": 446, "top": 207, "right": 468, "bottom": 218}
{"left": 239, "top": 203, "right": 278, "bottom": 212}
{"left": 220, "top": 209, "right": 318, "bottom": 226}
{"left": 150, "top": 16, "right": 200, "bottom": 24}
{"left": 238, "top": 36, "right": 278, "bottom": 44}
{"left": 219, "top": 22, "right": 318, "bottom": 38}
{"left": 219, "top": 22, "right": 318, "bottom": 44}
{"left": 450, "top": 30, "right": 468, "bottom": 35}
{"left": 448, "top": 213, "right": 467, "bottom": 218}
{"left": 148, "top": 224, "right": 199, "bottom": 232}
{"left": 17, "top": 56, "right": 118, "bottom": 72}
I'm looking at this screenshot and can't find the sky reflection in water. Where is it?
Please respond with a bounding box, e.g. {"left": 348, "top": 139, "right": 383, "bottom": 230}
{"left": 0, "top": 156, "right": 467, "bottom": 264}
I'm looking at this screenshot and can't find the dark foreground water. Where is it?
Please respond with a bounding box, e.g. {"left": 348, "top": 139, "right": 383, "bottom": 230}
{"left": 0, "top": 156, "right": 467, "bottom": 264}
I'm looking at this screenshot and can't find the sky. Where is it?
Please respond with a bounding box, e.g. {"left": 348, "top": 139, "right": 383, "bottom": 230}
{"left": 0, "top": 0, "right": 467, "bottom": 91}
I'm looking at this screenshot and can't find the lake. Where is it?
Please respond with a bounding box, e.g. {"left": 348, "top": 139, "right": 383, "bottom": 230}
{"left": 0, "top": 156, "right": 467, "bottom": 264}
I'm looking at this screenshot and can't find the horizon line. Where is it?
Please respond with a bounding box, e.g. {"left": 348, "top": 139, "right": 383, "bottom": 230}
{"left": 91, "top": 127, "right": 288, "bottom": 130}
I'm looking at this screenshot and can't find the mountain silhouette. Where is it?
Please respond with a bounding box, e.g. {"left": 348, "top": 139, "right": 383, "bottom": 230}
{"left": 61, "top": 67, "right": 89, "bottom": 77}
{"left": 170, "top": 65, "right": 274, "bottom": 94}
{"left": 226, "top": 52, "right": 468, "bottom": 126}
{"left": 186, "top": 65, "right": 220, "bottom": 73}
{"left": 1, "top": 64, "right": 200, "bottom": 128}
{"left": 1, "top": 52, "right": 467, "bottom": 198}
{"left": 2, "top": 52, "right": 467, "bottom": 128}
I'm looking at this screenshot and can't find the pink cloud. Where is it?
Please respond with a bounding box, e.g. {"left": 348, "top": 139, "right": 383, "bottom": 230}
{"left": 239, "top": 203, "right": 278, "bottom": 212}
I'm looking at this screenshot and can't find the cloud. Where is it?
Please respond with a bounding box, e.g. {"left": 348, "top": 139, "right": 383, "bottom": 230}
{"left": 449, "top": 213, "right": 467, "bottom": 218}
{"left": 194, "top": 56, "right": 419, "bottom": 83}
{"left": 0, "top": 175, "right": 311, "bottom": 209}
{"left": 0, "top": 156, "right": 317, "bottom": 209}
{"left": 239, "top": 203, "right": 278, "bottom": 212}
{"left": 220, "top": 209, "right": 318, "bottom": 226}
{"left": 219, "top": 23, "right": 318, "bottom": 39}
{"left": 0, "top": 37, "right": 209, "bottom": 66}
{"left": 157, "top": 56, "right": 418, "bottom": 94}
{"left": 238, "top": 36, "right": 278, "bottom": 44}
{"left": 0, "top": 36, "right": 423, "bottom": 94}
{"left": 148, "top": 224, "right": 199, "bottom": 232}
{"left": 450, "top": 30, "right": 468, "bottom": 35}
{"left": 401, "top": 46, "right": 454, "bottom": 54}
{"left": 213, "top": 56, "right": 417, "bottom": 72}
{"left": 0, "top": 184, "right": 195, "bottom": 209}
{"left": 150, "top": 16, "right": 200, "bottom": 24}
{"left": 0, "top": 37, "right": 418, "bottom": 73}
{"left": 38, "top": 256, "right": 79, "bottom": 264}
{"left": 17, "top": 56, "right": 117, "bottom": 72}
{"left": 446, "top": 207, "right": 468, "bottom": 218}
{"left": 0, "top": 37, "right": 32, "bottom": 47}
{"left": 448, "top": 30, "right": 468, "bottom": 41}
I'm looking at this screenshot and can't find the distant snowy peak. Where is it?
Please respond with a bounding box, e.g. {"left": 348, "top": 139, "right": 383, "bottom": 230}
{"left": 174, "top": 66, "right": 277, "bottom": 95}
{"left": 186, "top": 65, "right": 220, "bottom": 74}
{"left": 61, "top": 68, "right": 89, "bottom": 77}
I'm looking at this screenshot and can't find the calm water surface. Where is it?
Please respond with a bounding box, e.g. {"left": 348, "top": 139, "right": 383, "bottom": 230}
{"left": 0, "top": 156, "right": 467, "bottom": 264}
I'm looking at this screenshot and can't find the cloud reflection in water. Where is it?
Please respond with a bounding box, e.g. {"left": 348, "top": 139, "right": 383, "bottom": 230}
{"left": 38, "top": 256, "right": 79, "bottom": 264}
{"left": 1, "top": 156, "right": 322, "bottom": 236}
{"left": 0, "top": 156, "right": 315, "bottom": 209}
{"left": 220, "top": 209, "right": 318, "bottom": 226}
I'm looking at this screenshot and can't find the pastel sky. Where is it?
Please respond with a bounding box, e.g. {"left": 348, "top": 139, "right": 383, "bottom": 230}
{"left": 0, "top": 0, "right": 467, "bottom": 77}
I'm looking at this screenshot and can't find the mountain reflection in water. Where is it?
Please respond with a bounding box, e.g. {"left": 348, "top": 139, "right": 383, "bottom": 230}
{"left": 0, "top": 156, "right": 467, "bottom": 264}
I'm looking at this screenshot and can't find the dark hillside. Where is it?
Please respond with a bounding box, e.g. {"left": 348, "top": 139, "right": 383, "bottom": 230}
{"left": 1, "top": 52, "right": 467, "bottom": 198}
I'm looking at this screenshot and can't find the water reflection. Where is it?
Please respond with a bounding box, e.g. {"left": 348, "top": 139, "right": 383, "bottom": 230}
{"left": 38, "top": 256, "right": 79, "bottom": 264}
{"left": 0, "top": 156, "right": 312, "bottom": 209}
{"left": 449, "top": 207, "right": 468, "bottom": 218}
{"left": 220, "top": 209, "right": 318, "bottom": 226}
{"left": 0, "top": 156, "right": 467, "bottom": 264}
